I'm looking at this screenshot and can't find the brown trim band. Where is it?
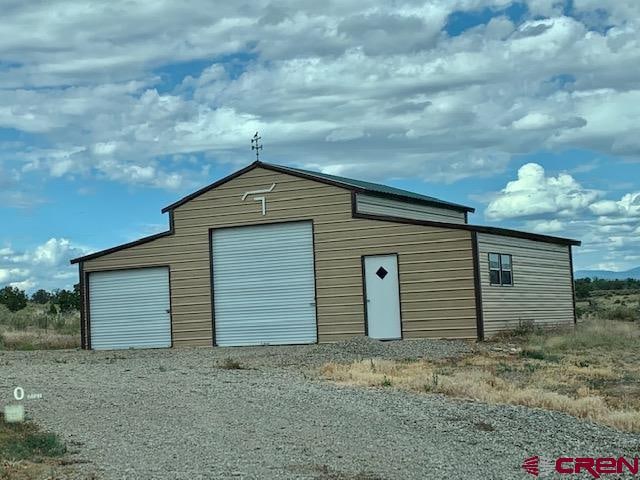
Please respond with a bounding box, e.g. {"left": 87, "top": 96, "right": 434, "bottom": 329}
{"left": 162, "top": 160, "right": 474, "bottom": 214}
{"left": 71, "top": 164, "right": 579, "bottom": 266}
{"left": 208, "top": 219, "right": 319, "bottom": 346}
{"left": 208, "top": 228, "right": 216, "bottom": 346}
{"left": 162, "top": 162, "right": 260, "bottom": 213}
{"left": 569, "top": 245, "right": 577, "bottom": 325}
{"left": 78, "top": 262, "right": 87, "bottom": 349}
{"left": 83, "top": 265, "right": 173, "bottom": 350}
{"left": 71, "top": 229, "right": 173, "bottom": 264}
{"left": 84, "top": 270, "right": 92, "bottom": 350}
{"left": 470, "top": 232, "right": 484, "bottom": 341}
{"left": 353, "top": 211, "right": 581, "bottom": 247}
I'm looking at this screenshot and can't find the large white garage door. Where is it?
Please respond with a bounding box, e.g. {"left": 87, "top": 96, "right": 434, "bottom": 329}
{"left": 89, "top": 267, "right": 171, "bottom": 350}
{"left": 212, "top": 222, "right": 317, "bottom": 346}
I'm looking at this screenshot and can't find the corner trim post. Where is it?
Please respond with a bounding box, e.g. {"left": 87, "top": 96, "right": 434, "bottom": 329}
{"left": 78, "top": 262, "right": 87, "bottom": 349}
{"left": 569, "top": 245, "right": 577, "bottom": 325}
{"left": 471, "top": 232, "right": 485, "bottom": 341}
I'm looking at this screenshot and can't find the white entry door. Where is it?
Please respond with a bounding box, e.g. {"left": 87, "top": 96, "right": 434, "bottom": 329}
{"left": 212, "top": 221, "right": 317, "bottom": 346}
{"left": 364, "top": 254, "right": 401, "bottom": 340}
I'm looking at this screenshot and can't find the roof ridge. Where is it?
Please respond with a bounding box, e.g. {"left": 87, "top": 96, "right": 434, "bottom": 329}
{"left": 258, "top": 161, "right": 474, "bottom": 213}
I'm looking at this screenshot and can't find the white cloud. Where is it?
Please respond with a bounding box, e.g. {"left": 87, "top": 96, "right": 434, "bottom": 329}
{"left": 326, "top": 127, "right": 366, "bottom": 142}
{"left": 0, "top": 1, "right": 637, "bottom": 190}
{"left": 92, "top": 141, "right": 118, "bottom": 156}
{"left": 590, "top": 192, "right": 640, "bottom": 218}
{"left": 485, "top": 163, "right": 600, "bottom": 220}
{"left": 9, "top": 279, "right": 36, "bottom": 291}
{"left": 0, "top": 238, "right": 89, "bottom": 292}
{"left": 0, "top": 1, "right": 638, "bottom": 276}
{"left": 31, "top": 239, "right": 75, "bottom": 267}
{"left": 525, "top": 219, "right": 565, "bottom": 233}
{"left": 511, "top": 112, "right": 586, "bottom": 131}
{"left": 484, "top": 161, "right": 640, "bottom": 271}
{"left": 0, "top": 268, "right": 30, "bottom": 283}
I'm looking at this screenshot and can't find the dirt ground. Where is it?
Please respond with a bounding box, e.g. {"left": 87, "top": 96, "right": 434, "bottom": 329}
{"left": 1, "top": 340, "right": 638, "bottom": 479}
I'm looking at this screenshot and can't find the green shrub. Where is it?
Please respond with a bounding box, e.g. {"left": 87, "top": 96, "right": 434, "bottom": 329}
{"left": 520, "top": 347, "right": 546, "bottom": 360}
{"left": 0, "top": 286, "right": 27, "bottom": 312}
{"left": 531, "top": 319, "right": 639, "bottom": 353}
{"left": 35, "top": 314, "right": 50, "bottom": 330}
{"left": 380, "top": 376, "right": 392, "bottom": 387}
{"left": 218, "top": 357, "right": 245, "bottom": 370}
{"left": 0, "top": 419, "right": 66, "bottom": 460}
{"left": 603, "top": 306, "right": 638, "bottom": 322}
{"left": 512, "top": 319, "right": 540, "bottom": 337}
{"left": 30, "top": 289, "right": 52, "bottom": 304}
{"left": 575, "top": 306, "right": 588, "bottom": 318}
{"left": 51, "top": 287, "right": 80, "bottom": 313}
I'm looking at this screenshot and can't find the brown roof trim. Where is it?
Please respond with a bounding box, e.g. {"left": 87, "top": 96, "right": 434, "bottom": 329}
{"left": 71, "top": 162, "right": 578, "bottom": 265}
{"left": 161, "top": 160, "right": 475, "bottom": 214}
{"left": 161, "top": 161, "right": 261, "bottom": 213}
{"left": 70, "top": 229, "right": 173, "bottom": 264}
{"left": 258, "top": 162, "right": 475, "bottom": 213}
{"left": 353, "top": 212, "right": 581, "bottom": 246}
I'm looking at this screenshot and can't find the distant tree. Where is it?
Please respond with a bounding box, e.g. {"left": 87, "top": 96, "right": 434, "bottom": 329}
{"left": 574, "top": 278, "right": 592, "bottom": 299}
{"left": 31, "top": 289, "right": 53, "bottom": 304}
{"left": 52, "top": 285, "right": 80, "bottom": 313}
{"left": 0, "top": 286, "right": 28, "bottom": 312}
{"left": 574, "top": 277, "right": 640, "bottom": 298}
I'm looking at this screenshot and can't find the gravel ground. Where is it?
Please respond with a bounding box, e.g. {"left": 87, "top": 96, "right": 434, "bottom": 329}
{"left": 1, "top": 339, "right": 638, "bottom": 479}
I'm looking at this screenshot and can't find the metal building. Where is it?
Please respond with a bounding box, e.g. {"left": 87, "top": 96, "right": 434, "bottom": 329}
{"left": 71, "top": 161, "right": 580, "bottom": 350}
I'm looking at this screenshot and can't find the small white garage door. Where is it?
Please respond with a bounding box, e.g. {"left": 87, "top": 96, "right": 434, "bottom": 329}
{"left": 212, "top": 221, "right": 317, "bottom": 346}
{"left": 89, "top": 267, "right": 171, "bottom": 350}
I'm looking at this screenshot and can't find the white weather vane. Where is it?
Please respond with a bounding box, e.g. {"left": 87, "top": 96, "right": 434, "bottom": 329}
{"left": 243, "top": 132, "right": 275, "bottom": 215}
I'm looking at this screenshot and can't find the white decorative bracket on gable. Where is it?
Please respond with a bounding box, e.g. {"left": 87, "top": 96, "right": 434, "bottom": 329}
{"left": 241, "top": 183, "right": 276, "bottom": 215}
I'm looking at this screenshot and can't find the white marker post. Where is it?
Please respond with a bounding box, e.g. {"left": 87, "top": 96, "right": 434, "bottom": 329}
{"left": 4, "top": 404, "right": 25, "bottom": 423}
{"left": 3, "top": 386, "right": 42, "bottom": 423}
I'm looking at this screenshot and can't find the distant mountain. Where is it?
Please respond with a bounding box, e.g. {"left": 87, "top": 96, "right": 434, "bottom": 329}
{"left": 575, "top": 266, "right": 640, "bottom": 280}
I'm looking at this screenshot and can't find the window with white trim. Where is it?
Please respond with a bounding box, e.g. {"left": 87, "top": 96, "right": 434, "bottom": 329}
{"left": 488, "top": 253, "right": 513, "bottom": 286}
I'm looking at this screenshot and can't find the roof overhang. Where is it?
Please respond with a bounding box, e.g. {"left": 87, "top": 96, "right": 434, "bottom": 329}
{"left": 71, "top": 162, "right": 578, "bottom": 265}
{"left": 353, "top": 212, "right": 581, "bottom": 246}
{"left": 70, "top": 230, "right": 172, "bottom": 264}
{"left": 161, "top": 161, "right": 475, "bottom": 214}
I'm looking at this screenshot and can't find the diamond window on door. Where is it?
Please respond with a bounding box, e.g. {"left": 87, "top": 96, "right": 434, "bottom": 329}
{"left": 376, "top": 266, "right": 388, "bottom": 279}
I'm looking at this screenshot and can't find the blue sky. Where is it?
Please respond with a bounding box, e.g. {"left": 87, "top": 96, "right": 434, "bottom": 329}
{"left": 0, "top": 0, "right": 639, "bottom": 291}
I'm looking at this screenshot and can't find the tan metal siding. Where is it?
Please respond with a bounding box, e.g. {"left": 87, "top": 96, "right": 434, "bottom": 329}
{"left": 84, "top": 167, "right": 478, "bottom": 346}
{"left": 356, "top": 193, "right": 466, "bottom": 224}
{"left": 476, "top": 233, "right": 574, "bottom": 336}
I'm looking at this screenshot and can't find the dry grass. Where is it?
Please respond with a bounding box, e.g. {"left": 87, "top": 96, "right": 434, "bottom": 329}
{"left": 216, "top": 357, "right": 249, "bottom": 370}
{"left": 576, "top": 289, "right": 640, "bottom": 321}
{"left": 0, "top": 328, "right": 79, "bottom": 350}
{"left": 321, "top": 319, "right": 640, "bottom": 432}
{"left": 0, "top": 303, "right": 80, "bottom": 350}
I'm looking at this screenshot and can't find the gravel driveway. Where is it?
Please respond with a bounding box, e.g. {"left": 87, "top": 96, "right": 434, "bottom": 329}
{"left": 1, "top": 339, "right": 637, "bottom": 479}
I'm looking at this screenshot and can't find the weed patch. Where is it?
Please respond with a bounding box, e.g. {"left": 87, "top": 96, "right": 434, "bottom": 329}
{"left": 0, "top": 415, "right": 66, "bottom": 462}
{"left": 321, "top": 319, "right": 640, "bottom": 432}
{"left": 217, "top": 357, "right": 247, "bottom": 370}
{"left": 474, "top": 421, "right": 495, "bottom": 432}
{"left": 0, "top": 329, "right": 79, "bottom": 350}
